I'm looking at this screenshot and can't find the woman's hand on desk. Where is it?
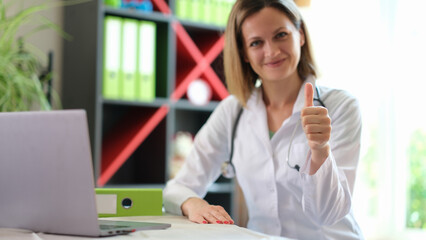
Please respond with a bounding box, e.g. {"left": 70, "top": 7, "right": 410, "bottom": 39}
{"left": 181, "top": 197, "right": 234, "bottom": 225}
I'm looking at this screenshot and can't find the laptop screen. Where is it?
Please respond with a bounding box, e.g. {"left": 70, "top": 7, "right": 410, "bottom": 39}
{"left": 0, "top": 110, "right": 102, "bottom": 236}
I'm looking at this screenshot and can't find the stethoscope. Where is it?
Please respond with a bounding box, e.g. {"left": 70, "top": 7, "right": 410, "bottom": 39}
{"left": 221, "top": 86, "right": 326, "bottom": 178}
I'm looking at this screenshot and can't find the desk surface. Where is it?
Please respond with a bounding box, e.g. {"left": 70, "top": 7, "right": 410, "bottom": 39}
{"left": 0, "top": 215, "right": 290, "bottom": 240}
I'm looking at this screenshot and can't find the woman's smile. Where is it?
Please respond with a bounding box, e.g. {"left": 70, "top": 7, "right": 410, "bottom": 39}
{"left": 265, "top": 58, "right": 286, "bottom": 68}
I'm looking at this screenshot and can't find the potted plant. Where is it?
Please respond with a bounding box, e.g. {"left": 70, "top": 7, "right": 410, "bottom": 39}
{"left": 0, "top": 0, "right": 83, "bottom": 111}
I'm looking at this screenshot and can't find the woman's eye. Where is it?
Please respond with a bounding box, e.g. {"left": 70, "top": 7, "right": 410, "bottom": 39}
{"left": 250, "top": 40, "right": 260, "bottom": 47}
{"left": 276, "top": 32, "right": 288, "bottom": 38}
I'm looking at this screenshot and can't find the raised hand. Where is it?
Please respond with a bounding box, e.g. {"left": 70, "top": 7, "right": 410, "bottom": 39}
{"left": 181, "top": 197, "right": 234, "bottom": 225}
{"left": 301, "top": 83, "right": 331, "bottom": 174}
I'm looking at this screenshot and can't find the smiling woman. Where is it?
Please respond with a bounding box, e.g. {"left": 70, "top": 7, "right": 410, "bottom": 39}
{"left": 163, "top": 0, "right": 364, "bottom": 239}
{"left": 224, "top": 0, "right": 316, "bottom": 107}
{"left": 241, "top": 7, "right": 305, "bottom": 132}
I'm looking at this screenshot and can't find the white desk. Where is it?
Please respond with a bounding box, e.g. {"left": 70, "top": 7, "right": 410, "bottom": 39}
{"left": 0, "top": 215, "right": 290, "bottom": 240}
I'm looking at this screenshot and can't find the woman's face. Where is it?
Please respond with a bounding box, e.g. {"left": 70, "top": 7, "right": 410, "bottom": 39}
{"left": 241, "top": 7, "right": 304, "bottom": 84}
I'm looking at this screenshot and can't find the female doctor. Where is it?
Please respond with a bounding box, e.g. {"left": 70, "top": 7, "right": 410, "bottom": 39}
{"left": 163, "top": 0, "right": 364, "bottom": 239}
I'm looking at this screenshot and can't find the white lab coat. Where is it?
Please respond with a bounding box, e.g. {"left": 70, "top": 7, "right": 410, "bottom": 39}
{"left": 163, "top": 77, "right": 364, "bottom": 240}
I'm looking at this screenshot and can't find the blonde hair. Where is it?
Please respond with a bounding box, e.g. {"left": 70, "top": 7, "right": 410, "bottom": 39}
{"left": 224, "top": 0, "right": 317, "bottom": 106}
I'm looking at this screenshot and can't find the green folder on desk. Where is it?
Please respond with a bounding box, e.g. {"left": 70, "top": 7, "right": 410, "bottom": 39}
{"left": 103, "top": 16, "right": 122, "bottom": 99}
{"left": 95, "top": 188, "right": 163, "bottom": 217}
{"left": 137, "top": 21, "right": 157, "bottom": 101}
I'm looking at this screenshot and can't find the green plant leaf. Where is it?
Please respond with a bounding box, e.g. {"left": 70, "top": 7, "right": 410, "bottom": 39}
{"left": 0, "top": 0, "right": 89, "bottom": 111}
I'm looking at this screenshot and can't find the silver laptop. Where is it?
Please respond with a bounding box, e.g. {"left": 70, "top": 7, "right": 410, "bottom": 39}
{"left": 0, "top": 110, "right": 171, "bottom": 237}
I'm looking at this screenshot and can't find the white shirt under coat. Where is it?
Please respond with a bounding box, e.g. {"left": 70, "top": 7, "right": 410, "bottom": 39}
{"left": 163, "top": 78, "right": 364, "bottom": 240}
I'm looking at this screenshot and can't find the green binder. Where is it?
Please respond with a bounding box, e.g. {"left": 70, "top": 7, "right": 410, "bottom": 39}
{"left": 212, "top": 0, "right": 222, "bottom": 26}
{"left": 214, "top": 0, "right": 235, "bottom": 26}
{"left": 103, "top": 16, "right": 122, "bottom": 99}
{"left": 225, "top": 0, "right": 236, "bottom": 25}
{"left": 121, "top": 18, "right": 139, "bottom": 100}
{"left": 176, "top": 0, "right": 191, "bottom": 20}
{"left": 95, "top": 188, "right": 163, "bottom": 217}
{"left": 137, "top": 21, "right": 156, "bottom": 101}
{"left": 203, "top": 0, "right": 213, "bottom": 24}
{"left": 104, "top": 0, "right": 120, "bottom": 8}
{"left": 190, "top": 0, "right": 202, "bottom": 22}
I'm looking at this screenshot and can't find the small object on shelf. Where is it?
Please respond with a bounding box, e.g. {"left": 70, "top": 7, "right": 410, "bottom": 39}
{"left": 169, "top": 131, "right": 193, "bottom": 179}
{"left": 187, "top": 79, "right": 212, "bottom": 106}
{"left": 121, "top": 0, "right": 153, "bottom": 12}
{"left": 104, "top": 0, "right": 121, "bottom": 8}
{"left": 121, "top": 0, "right": 135, "bottom": 8}
{"left": 136, "top": 0, "right": 153, "bottom": 12}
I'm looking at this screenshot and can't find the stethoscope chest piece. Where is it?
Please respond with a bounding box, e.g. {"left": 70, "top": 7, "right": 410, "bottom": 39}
{"left": 221, "top": 161, "right": 235, "bottom": 179}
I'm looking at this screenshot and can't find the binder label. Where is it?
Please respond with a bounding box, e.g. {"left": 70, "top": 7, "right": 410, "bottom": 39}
{"left": 96, "top": 194, "right": 117, "bottom": 214}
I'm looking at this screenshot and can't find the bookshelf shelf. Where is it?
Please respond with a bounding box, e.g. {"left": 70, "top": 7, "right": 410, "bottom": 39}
{"left": 102, "top": 98, "right": 170, "bottom": 107}
{"left": 179, "top": 19, "right": 226, "bottom": 32}
{"left": 62, "top": 0, "right": 234, "bottom": 215}
{"left": 172, "top": 99, "right": 220, "bottom": 112}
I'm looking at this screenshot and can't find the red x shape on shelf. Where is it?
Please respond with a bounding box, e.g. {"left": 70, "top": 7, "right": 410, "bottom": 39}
{"left": 98, "top": 0, "right": 229, "bottom": 186}
{"left": 171, "top": 22, "right": 228, "bottom": 101}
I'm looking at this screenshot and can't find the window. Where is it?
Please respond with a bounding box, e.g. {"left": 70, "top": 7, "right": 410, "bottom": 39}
{"left": 407, "top": 129, "right": 426, "bottom": 229}
{"left": 302, "top": 0, "right": 426, "bottom": 239}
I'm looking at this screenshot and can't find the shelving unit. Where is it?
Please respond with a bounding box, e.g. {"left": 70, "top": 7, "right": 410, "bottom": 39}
{"left": 62, "top": 0, "right": 234, "bottom": 215}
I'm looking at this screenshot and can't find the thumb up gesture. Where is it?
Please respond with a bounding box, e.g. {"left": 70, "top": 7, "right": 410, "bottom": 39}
{"left": 301, "top": 83, "right": 331, "bottom": 174}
